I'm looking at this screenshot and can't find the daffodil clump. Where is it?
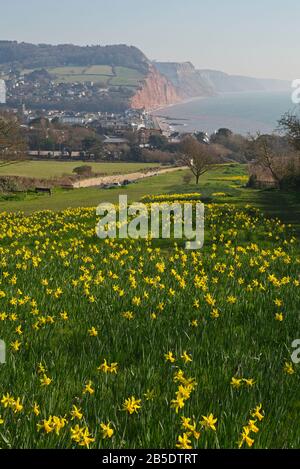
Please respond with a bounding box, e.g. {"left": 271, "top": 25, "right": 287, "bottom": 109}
{"left": 212, "top": 192, "right": 228, "bottom": 197}
{"left": 0, "top": 201, "right": 299, "bottom": 448}
{"left": 238, "top": 404, "right": 265, "bottom": 448}
{"left": 141, "top": 193, "right": 202, "bottom": 203}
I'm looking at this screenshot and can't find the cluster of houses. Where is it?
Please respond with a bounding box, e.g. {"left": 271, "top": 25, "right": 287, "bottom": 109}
{"left": 18, "top": 107, "right": 165, "bottom": 159}
{"left": 1, "top": 70, "right": 106, "bottom": 109}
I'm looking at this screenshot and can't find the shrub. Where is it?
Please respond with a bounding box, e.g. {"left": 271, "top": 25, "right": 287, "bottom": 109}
{"left": 72, "top": 165, "right": 93, "bottom": 177}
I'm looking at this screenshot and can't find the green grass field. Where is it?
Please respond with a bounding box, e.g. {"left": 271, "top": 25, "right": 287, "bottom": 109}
{"left": 46, "top": 66, "right": 114, "bottom": 76}
{"left": 0, "top": 163, "right": 299, "bottom": 236}
{"left": 86, "top": 65, "right": 114, "bottom": 76}
{"left": 0, "top": 161, "right": 159, "bottom": 179}
{"left": 20, "top": 65, "right": 144, "bottom": 87}
{"left": 110, "top": 67, "right": 144, "bottom": 87}
{"left": 0, "top": 162, "right": 299, "bottom": 449}
{"left": 0, "top": 190, "right": 299, "bottom": 449}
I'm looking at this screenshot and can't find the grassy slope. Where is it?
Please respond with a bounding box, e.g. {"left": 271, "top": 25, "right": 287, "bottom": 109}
{"left": 21, "top": 65, "right": 143, "bottom": 87}
{"left": 0, "top": 166, "right": 299, "bottom": 449}
{"left": 0, "top": 163, "right": 299, "bottom": 237}
{"left": 0, "top": 161, "right": 159, "bottom": 179}
{"left": 110, "top": 66, "right": 144, "bottom": 87}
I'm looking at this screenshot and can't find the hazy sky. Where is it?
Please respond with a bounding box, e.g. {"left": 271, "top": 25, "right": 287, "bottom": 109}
{"left": 1, "top": 0, "right": 299, "bottom": 80}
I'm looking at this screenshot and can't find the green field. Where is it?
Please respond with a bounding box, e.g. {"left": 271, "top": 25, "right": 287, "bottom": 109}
{"left": 110, "top": 67, "right": 144, "bottom": 87}
{"left": 0, "top": 164, "right": 299, "bottom": 236}
{"left": 46, "top": 66, "right": 114, "bottom": 76}
{"left": 0, "top": 184, "right": 299, "bottom": 449}
{"left": 20, "top": 65, "right": 144, "bottom": 87}
{"left": 0, "top": 161, "right": 159, "bottom": 179}
{"left": 0, "top": 162, "right": 299, "bottom": 449}
{"left": 86, "top": 65, "right": 114, "bottom": 75}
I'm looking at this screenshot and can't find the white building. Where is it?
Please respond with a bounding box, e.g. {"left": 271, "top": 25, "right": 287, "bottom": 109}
{"left": 0, "top": 80, "right": 6, "bottom": 104}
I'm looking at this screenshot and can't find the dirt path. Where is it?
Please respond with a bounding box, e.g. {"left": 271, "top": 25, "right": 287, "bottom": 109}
{"left": 72, "top": 166, "right": 187, "bottom": 188}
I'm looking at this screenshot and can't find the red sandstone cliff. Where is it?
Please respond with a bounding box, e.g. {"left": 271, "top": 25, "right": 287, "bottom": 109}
{"left": 131, "top": 65, "right": 182, "bottom": 110}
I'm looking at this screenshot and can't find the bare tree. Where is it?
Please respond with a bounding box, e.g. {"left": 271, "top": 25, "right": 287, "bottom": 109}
{"left": 278, "top": 113, "right": 300, "bottom": 151}
{"left": 249, "top": 133, "right": 299, "bottom": 189}
{"left": 0, "top": 113, "right": 27, "bottom": 165}
{"left": 251, "top": 134, "right": 282, "bottom": 186}
{"left": 180, "top": 136, "right": 218, "bottom": 184}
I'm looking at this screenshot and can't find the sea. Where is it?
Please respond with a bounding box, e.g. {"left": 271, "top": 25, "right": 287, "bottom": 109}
{"left": 153, "top": 90, "right": 299, "bottom": 136}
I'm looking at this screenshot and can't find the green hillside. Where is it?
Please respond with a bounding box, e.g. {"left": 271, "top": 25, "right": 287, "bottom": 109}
{"left": 20, "top": 65, "right": 144, "bottom": 87}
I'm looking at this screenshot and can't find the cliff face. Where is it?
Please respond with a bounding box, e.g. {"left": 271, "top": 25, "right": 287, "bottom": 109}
{"left": 155, "top": 62, "right": 215, "bottom": 98}
{"left": 198, "top": 70, "right": 290, "bottom": 92}
{"left": 131, "top": 65, "right": 181, "bottom": 110}
{"left": 198, "top": 70, "right": 265, "bottom": 93}
{"left": 155, "top": 63, "right": 290, "bottom": 99}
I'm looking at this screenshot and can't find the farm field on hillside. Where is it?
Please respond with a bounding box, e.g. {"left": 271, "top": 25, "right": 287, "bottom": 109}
{"left": 0, "top": 198, "right": 299, "bottom": 448}
{"left": 17, "top": 65, "right": 144, "bottom": 86}
{"left": 110, "top": 67, "right": 145, "bottom": 87}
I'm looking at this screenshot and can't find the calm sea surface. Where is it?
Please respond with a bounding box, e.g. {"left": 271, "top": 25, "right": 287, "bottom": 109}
{"left": 153, "top": 90, "right": 298, "bottom": 135}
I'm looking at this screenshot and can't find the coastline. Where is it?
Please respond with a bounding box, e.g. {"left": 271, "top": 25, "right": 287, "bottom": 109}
{"left": 149, "top": 90, "right": 293, "bottom": 136}
{"left": 151, "top": 95, "right": 206, "bottom": 114}
{"left": 149, "top": 95, "right": 207, "bottom": 135}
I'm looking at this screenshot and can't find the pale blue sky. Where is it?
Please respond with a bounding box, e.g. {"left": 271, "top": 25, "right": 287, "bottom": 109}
{"left": 1, "top": 0, "right": 299, "bottom": 80}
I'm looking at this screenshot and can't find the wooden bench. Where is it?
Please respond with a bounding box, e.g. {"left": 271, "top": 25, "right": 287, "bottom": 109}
{"left": 35, "top": 187, "right": 52, "bottom": 196}
{"left": 60, "top": 185, "right": 74, "bottom": 190}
